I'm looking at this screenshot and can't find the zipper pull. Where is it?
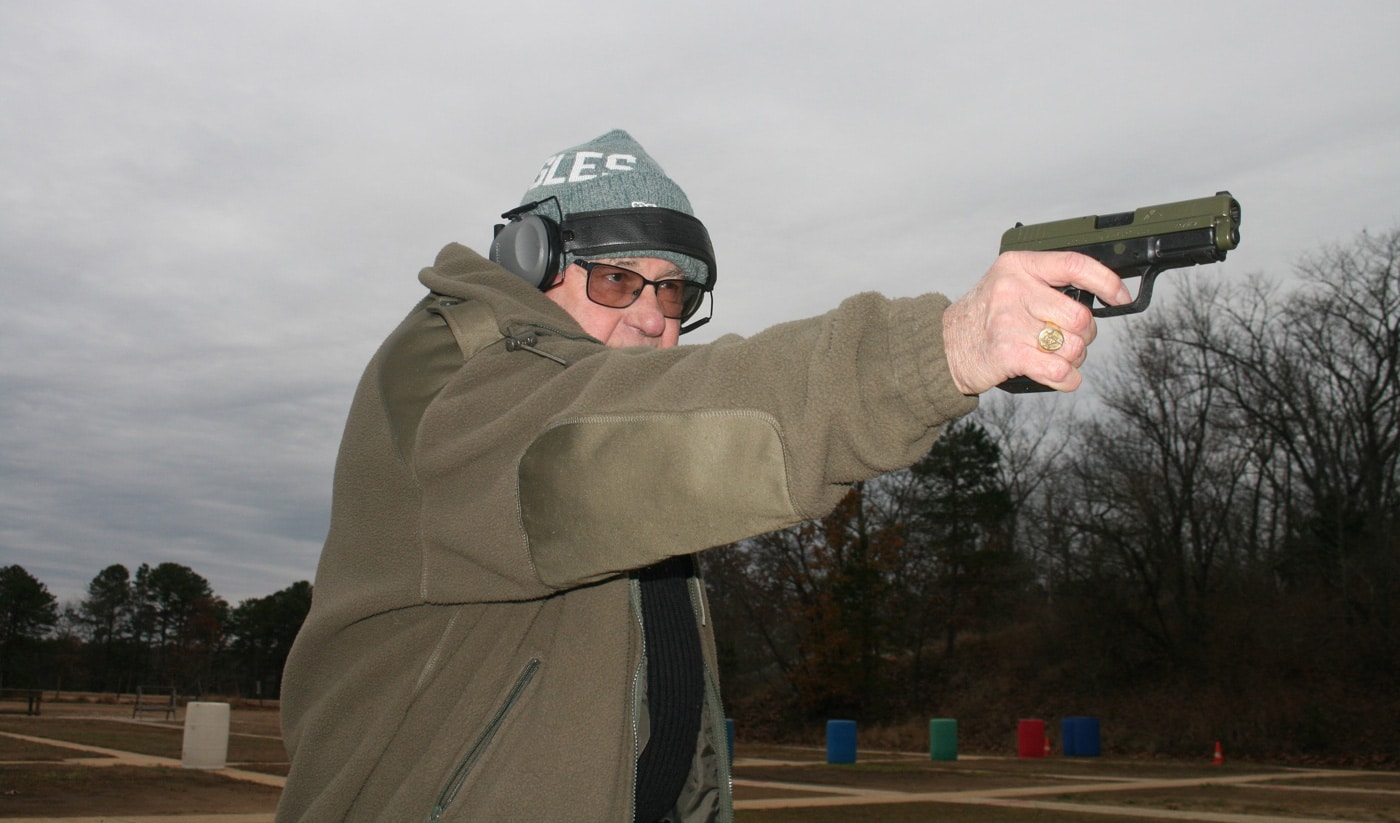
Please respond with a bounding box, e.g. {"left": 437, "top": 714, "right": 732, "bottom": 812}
{"left": 505, "top": 332, "right": 568, "bottom": 366}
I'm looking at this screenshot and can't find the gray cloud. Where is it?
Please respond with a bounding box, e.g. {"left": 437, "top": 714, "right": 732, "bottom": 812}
{"left": 3, "top": 0, "right": 1398, "bottom": 605}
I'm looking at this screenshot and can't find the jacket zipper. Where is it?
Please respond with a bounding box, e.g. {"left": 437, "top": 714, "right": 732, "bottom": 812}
{"left": 689, "top": 566, "right": 735, "bottom": 821}
{"left": 629, "top": 577, "right": 645, "bottom": 823}
{"left": 428, "top": 657, "right": 541, "bottom": 822}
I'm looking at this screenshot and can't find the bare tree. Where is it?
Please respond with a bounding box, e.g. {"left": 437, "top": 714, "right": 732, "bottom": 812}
{"left": 1168, "top": 228, "right": 1400, "bottom": 668}
{"left": 1084, "top": 300, "right": 1254, "bottom": 664}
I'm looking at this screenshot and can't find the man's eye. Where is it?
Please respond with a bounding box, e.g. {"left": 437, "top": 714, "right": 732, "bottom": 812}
{"left": 656, "top": 280, "right": 682, "bottom": 292}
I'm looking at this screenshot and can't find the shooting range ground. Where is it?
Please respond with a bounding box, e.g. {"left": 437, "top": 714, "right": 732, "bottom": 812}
{"left": 2, "top": 697, "right": 1399, "bottom": 822}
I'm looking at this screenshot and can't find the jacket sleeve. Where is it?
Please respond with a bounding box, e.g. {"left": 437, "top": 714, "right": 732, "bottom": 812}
{"left": 445, "top": 289, "right": 977, "bottom": 592}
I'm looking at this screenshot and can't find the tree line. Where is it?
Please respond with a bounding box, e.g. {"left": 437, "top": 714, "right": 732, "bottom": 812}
{"left": 3, "top": 228, "right": 1396, "bottom": 761}
{"left": 701, "top": 228, "right": 1400, "bottom": 763}
{"left": 0, "top": 561, "right": 309, "bottom": 700}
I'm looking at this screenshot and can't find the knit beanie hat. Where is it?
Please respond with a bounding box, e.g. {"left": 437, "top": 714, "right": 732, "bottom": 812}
{"left": 517, "top": 129, "right": 711, "bottom": 286}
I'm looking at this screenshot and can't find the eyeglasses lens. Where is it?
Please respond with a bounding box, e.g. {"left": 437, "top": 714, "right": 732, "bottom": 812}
{"left": 586, "top": 264, "right": 703, "bottom": 321}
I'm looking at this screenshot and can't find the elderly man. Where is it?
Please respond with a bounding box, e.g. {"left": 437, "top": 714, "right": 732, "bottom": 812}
{"left": 277, "top": 129, "right": 1125, "bottom": 822}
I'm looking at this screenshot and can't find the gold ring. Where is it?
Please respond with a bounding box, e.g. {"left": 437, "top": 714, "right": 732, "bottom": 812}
{"left": 1037, "top": 322, "right": 1065, "bottom": 353}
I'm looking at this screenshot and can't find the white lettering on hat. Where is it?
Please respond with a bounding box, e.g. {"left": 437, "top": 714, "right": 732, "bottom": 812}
{"left": 529, "top": 152, "right": 639, "bottom": 189}
{"left": 605, "top": 154, "right": 637, "bottom": 173}
{"left": 529, "top": 154, "right": 567, "bottom": 187}
{"left": 569, "top": 151, "right": 604, "bottom": 182}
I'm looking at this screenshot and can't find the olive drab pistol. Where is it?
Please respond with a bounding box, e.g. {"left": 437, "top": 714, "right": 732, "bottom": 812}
{"left": 997, "top": 191, "right": 1241, "bottom": 393}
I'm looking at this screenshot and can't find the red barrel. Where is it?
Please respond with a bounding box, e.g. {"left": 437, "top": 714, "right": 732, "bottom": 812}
{"left": 1017, "top": 718, "right": 1046, "bottom": 758}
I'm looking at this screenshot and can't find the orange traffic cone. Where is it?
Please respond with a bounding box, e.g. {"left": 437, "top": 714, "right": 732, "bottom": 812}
{"left": 1044, "top": 734, "right": 1052, "bottom": 757}
{"left": 1212, "top": 741, "right": 1224, "bottom": 765}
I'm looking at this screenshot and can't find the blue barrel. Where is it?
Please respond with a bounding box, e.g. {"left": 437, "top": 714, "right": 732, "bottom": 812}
{"left": 1074, "top": 716, "right": 1101, "bottom": 757}
{"left": 1061, "top": 717, "right": 1081, "bottom": 757}
{"left": 1062, "top": 716, "right": 1101, "bottom": 757}
{"left": 826, "top": 719, "right": 858, "bottom": 764}
{"left": 929, "top": 718, "right": 958, "bottom": 761}
{"left": 725, "top": 718, "right": 735, "bottom": 763}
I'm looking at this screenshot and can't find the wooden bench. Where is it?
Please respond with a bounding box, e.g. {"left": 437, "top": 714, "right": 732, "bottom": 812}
{"left": 132, "top": 686, "right": 178, "bottom": 721}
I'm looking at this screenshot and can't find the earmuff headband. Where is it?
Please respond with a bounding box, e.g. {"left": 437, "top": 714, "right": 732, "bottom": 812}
{"left": 558, "top": 208, "right": 716, "bottom": 289}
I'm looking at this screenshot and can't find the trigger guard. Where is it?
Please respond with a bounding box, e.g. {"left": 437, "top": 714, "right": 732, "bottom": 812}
{"left": 1088, "top": 266, "right": 1162, "bottom": 318}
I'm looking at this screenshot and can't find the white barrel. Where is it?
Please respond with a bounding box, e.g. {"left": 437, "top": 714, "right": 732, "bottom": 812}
{"left": 181, "top": 701, "right": 230, "bottom": 769}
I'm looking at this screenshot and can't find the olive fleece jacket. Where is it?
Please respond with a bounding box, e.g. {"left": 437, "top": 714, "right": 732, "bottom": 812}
{"left": 277, "top": 244, "right": 978, "bottom": 822}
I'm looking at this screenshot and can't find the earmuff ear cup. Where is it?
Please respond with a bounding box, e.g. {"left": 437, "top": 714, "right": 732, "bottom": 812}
{"left": 490, "top": 214, "right": 562, "bottom": 289}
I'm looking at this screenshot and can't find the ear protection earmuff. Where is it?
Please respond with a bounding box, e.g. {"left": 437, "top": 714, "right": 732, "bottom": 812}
{"left": 490, "top": 208, "right": 565, "bottom": 289}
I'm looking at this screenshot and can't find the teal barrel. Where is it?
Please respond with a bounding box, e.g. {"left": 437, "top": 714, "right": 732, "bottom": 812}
{"left": 929, "top": 718, "right": 958, "bottom": 761}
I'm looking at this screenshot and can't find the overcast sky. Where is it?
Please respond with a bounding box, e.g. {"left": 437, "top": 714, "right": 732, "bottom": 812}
{"left": 4, "top": 1, "right": 1398, "bottom": 607}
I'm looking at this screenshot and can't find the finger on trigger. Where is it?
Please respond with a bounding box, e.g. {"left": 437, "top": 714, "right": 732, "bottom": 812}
{"left": 1058, "top": 251, "right": 1131, "bottom": 307}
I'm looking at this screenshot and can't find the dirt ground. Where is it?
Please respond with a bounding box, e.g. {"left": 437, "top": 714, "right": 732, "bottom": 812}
{"left": 4, "top": 698, "right": 1400, "bottom": 822}
{"left": 0, "top": 765, "right": 282, "bottom": 817}
{"left": 1, "top": 698, "right": 286, "bottom": 818}
{"left": 732, "top": 756, "right": 1400, "bottom": 822}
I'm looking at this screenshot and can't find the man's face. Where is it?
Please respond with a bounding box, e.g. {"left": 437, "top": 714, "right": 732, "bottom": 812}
{"left": 544, "top": 257, "right": 684, "bottom": 349}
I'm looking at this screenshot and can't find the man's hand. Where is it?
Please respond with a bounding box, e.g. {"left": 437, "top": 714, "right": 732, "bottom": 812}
{"left": 942, "top": 251, "right": 1131, "bottom": 395}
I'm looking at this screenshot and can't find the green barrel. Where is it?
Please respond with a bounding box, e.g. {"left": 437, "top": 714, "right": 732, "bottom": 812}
{"left": 929, "top": 718, "right": 958, "bottom": 761}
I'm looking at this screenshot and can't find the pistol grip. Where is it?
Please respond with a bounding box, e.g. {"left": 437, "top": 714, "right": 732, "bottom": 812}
{"left": 998, "top": 375, "right": 1055, "bottom": 393}
{"left": 996, "top": 277, "right": 1134, "bottom": 394}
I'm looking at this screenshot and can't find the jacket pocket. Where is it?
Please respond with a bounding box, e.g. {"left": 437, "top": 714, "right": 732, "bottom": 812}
{"left": 428, "top": 657, "right": 541, "bottom": 822}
